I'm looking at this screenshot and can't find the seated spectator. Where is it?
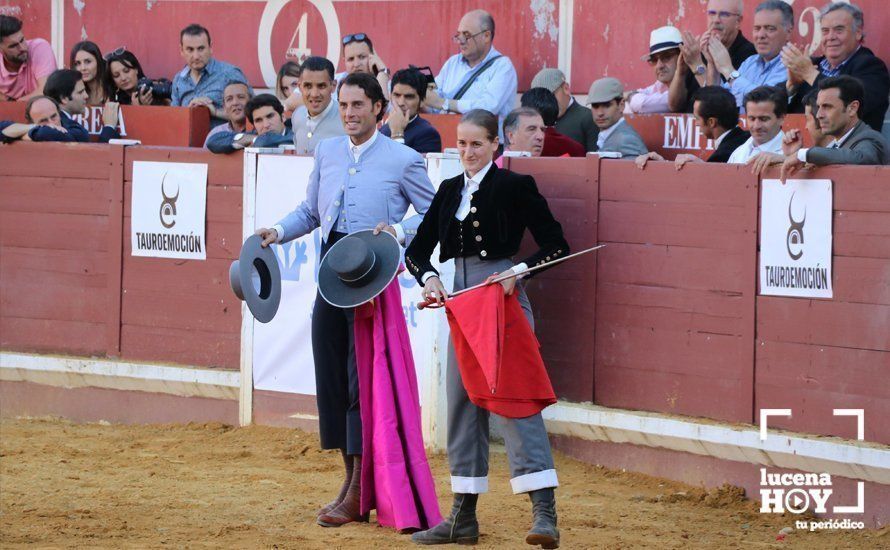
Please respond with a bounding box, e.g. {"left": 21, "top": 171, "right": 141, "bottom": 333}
{"left": 531, "top": 68, "right": 598, "bottom": 151}
{"left": 203, "top": 80, "right": 252, "bottom": 149}
{"left": 171, "top": 24, "right": 249, "bottom": 126}
{"left": 587, "top": 77, "right": 647, "bottom": 157}
{"left": 207, "top": 94, "right": 292, "bottom": 154}
{"left": 709, "top": 0, "right": 791, "bottom": 110}
{"left": 669, "top": 0, "right": 756, "bottom": 112}
{"left": 291, "top": 56, "right": 344, "bottom": 155}
{"left": 800, "top": 89, "right": 832, "bottom": 148}
{"left": 727, "top": 85, "right": 786, "bottom": 165}
{"left": 69, "top": 41, "right": 106, "bottom": 106}
{"left": 781, "top": 76, "right": 888, "bottom": 178}
{"left": 636, "top": 85, "right": 750, "bottom": 169}
{"left": 625, "top": 26, "right": 682, "bottom": 114}
{"left": 520, "top": 87, "right": 585, "bottom": 157}
{"left": 103, "top": 49, "right": 168, "bottom": 106}
{"left": 43, "top": 69, "right": 91, "bottom": 142}
{"left": 782, "top": 2, "right": 889, "bottom": 132}
{"left": 1, "top": 96, "right": 76, "bottom": 142}
{"left": 337, "top": 33, "right": 391, "bottom": 98}
{"left": 498, "top": 107, "right": 545, "bottom": 166}
{"left": 425, "top": 10, "right": 518, "bottom": 138}
{"left": 0, "top": 15, "right": 57, "bottom": 101}
{"left": 276, "top": 61, "right": 302, "bottom": 119}
{"left": 380, "top": 67, "right": 442, "bottom": 153}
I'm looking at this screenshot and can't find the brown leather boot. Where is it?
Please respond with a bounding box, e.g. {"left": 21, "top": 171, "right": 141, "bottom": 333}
{"left": 317, "top": 455, "right": 369, "bottom": 527}
{"left": 317, "top": 450, "right": 353, "bottom": 517}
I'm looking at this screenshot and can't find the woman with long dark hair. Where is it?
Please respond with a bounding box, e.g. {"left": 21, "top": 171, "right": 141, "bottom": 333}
{"left": 69, "top": 41, "right": 106, "bottom": 106}
{"left": 405, "top": 109, "right": 568, "bottom": 548}
{"left": 102, "top": 48, "right": 169, "bottom": 106}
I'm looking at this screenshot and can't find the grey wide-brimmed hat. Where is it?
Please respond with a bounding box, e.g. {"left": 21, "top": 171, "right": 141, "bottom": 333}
{"left": 229, "top": 234, "right": 282, "bottom": 323}
{"left": 318, "top": 229, "right": 400, "bottom": 309}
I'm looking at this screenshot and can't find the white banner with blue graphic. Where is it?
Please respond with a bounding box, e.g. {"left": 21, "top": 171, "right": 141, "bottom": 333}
{"left": 759, "top": 178, "right": 833, "bottom": 299}
{"left": 249, "top": 153, "right": 464, "bottom": 408}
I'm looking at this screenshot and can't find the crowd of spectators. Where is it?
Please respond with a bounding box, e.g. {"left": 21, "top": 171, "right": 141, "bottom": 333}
{"left": 1, "top": 0, "right": 888, "bottom": 167}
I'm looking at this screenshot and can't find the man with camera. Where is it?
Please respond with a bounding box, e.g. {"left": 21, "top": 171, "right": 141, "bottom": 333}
{"left": 171, "top": 24, "right": 249, "bottom": 126}
{"left": 379, "top": 67, "right": 442, "bottom": 154}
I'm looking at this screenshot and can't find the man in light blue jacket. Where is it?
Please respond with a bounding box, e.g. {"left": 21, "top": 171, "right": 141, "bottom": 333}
{"left": 255, "top": 72, "right": 435, "bottom": 528}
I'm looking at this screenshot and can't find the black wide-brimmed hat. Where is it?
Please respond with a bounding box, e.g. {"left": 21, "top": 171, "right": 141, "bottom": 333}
{"left": 318, "top": 229, "right": 400, "bottom": 308}
{"left": 229, "top": 234, "right": 282, "bottom": 323}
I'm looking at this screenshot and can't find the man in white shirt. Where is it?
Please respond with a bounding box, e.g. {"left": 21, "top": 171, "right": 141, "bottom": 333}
{"left": 292, "top": 56, "right": 345, "bottom": 155}
{"left": 423, "top": 9, "right": 518, "bottom": 137}
{"left": 626, "top": 26, "right": 682, "bottom": 114}
{"left": 727, "top": 85, "right": 786, "bottom": 166}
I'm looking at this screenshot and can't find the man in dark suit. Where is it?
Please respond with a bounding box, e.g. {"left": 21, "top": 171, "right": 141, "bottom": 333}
{"left": 530, "top": 67, "right": 599, "bottom": 151}
{"left": 380, "top": 67, "right": 442, "bottom": 153}
{"left": 781, "top": 76, "right": 888, "bottom": 179}
{"left": 782, "top": 2, "right": 889, "bottom": 131}
{"left": 635, "top": 85, "right": 750, "bottom": 169}
{"left": 669, "top": 0, "right": 757, "bottom": 112}
{"left": 44, "top": 69, "right": 120, "bottom": 142}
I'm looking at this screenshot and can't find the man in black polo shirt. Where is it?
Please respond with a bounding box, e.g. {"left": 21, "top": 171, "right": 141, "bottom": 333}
{"left": 668, "top": 0, "right": 756, "bottom": 112}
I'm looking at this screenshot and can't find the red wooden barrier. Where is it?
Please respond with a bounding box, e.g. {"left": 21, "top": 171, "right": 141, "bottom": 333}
{"left": 507, "top": 156, "right": 599, "bottom": 403}
{"left": 755, "top": 165, "right": 890, "bottom": 444}
{"left": 593, "top": 160, "right": 759, "bottom": 422}
{"left": 0, "top": 103, "right": 211, "bottom": 147}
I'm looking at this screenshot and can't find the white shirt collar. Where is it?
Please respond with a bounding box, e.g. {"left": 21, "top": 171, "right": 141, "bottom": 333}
{"left": 597, "top": 117, "right": 626, "bottom": 147}
{"left": 463, "top": 160, "right": 493, "bottom": 187}
{"left": 751, "top": 130, "right": 785, "bottom": 154}
{"left": 714, "top": 128, "right": 733, "bottom": 149}
{"left": 831, "top": 123, "right": 859, "bottom": 148}
{"left": 349, "top": 130, "right": 379, "bottom": 162}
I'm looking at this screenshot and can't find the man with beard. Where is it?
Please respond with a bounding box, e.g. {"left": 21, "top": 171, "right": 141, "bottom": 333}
{"left": 292, "top": 56, "right": 345, "bottom": 155}
{"left": 0, "top": 15, "right": 57, "bottom": 101}
{"left": 626, "top": 26, "right": 683, "bottom": 114}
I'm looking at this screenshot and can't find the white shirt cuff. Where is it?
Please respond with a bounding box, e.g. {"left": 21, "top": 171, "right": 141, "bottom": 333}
{"left": 512, "top": 262, "right": 529, "bottom": 278}
{"left": 797, "top": 148, "right": 809, "bottom": 163}
{"left": 393, "top": 137, "right": 406, "bottom": 144}
{"left": 232, "top": 141, "right": 245, "bottom": 150}
{"left": 392, "top": 223, "right": 406, "bottom": 245}
{"left": 421, "top": 271, "right": 438, "bottom": 284}
{"left": 272, "top": 224, "right": 285, "bottom": 243}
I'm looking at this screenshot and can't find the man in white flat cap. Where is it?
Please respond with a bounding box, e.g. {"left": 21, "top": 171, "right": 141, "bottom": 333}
{"left": 625, "top": 26, "right": 683, "bottom": 114}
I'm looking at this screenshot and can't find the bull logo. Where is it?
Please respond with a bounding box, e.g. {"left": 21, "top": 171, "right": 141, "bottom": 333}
{"left": 786, "top": 192, "right": 805, "bottom": 261}
{"left": 159, "top": 173, "right": 179, "bottom": 229}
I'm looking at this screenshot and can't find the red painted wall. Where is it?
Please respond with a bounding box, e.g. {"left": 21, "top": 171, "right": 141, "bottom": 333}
{"left": 5, "top": 0, "right": 888, "bottom": 92}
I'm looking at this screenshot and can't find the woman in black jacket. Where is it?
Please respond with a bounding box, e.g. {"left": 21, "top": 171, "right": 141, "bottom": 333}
{"left": 405, "top": 109, "right": 568, "bottom": 549}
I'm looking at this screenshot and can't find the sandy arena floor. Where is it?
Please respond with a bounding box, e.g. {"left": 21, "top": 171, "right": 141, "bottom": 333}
{"left": 0, "top": 417, "right": 884, "bottom": 549}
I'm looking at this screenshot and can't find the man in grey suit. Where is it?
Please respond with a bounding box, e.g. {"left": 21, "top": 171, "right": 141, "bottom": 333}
{"left": 587, "top": 77, "right": 648, "bottom": 157}
{"left": 781, "top": 75, "right": 889, "bottom": 181}
{"left": 292, "top": 56, "right": 345, "bottom": 155}
{"left": 255, "top": 72, "right": 435, "bottom": 528}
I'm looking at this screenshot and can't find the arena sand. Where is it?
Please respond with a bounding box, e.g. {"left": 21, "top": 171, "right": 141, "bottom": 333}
{"left": 1, "top": 417, "right": 884, "bottom": 549}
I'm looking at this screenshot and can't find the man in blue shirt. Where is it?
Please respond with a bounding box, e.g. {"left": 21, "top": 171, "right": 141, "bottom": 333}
{"left": 171, "top": 24, "right": 250, "bottom": 127}
{"left": 424, "top": 9, "right": 517, "bottom": 137}
{"left": 707, "top": 0, "right": 790, "bottom": 111}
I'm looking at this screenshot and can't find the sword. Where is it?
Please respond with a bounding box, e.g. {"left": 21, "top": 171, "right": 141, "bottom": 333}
{"left": 417, "top": 244, "right": 606, "bottom": 310}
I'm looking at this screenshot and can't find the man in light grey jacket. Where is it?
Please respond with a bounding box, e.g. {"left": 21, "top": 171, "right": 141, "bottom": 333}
{"left": 781, "top": 75, "right": 888, "bottom": 180}
{"left": 291, "top": 56, "right": 345, "bottom": 155}
{"left": 587, "top": 77, "right": 648, "bottom": 157}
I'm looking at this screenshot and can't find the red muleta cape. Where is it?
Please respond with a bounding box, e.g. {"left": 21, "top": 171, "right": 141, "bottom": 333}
{"left": 444, "top": 284, "right": 557, "bottom": 418}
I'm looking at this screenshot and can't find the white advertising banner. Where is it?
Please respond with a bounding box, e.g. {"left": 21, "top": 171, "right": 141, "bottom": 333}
{"left": 248, "top": 153, "right": 464, "bottom": 404}
{"left": 131, "top": 161, "right": 208, "bottom": 260}
{"left": 760, "top": 178, "right": 833, "bottom": 299}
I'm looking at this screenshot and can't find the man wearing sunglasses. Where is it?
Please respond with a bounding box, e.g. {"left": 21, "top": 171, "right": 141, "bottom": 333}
{"left": 337, "top": 33, "right": 391, "bottom": 99}
{"left": 626, "top": 26, "right": 683, "bottom": 114}
{"left": 423, "top": 9, "right": 517, "bottom": 139}
{"left": 668, "top": 0, "right": 756, "bottom": 112}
